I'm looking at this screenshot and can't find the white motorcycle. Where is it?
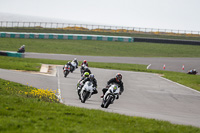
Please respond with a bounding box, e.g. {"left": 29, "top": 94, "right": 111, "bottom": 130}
{"left": 79, "top": 81, "right": 95, "bottom": 103}
{"left": 101, "top": 84, "right": 120, "bottom": 108}
{"left": 70, "top": 61, "right": 78, "bottom": 73}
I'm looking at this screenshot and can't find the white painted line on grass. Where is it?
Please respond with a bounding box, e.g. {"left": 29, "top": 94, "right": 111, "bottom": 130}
{"left": 147, "top": 64, "right": 151, "bottom": 69}
{"left": 56, "top": 67, "right": 63, "bottom": 103}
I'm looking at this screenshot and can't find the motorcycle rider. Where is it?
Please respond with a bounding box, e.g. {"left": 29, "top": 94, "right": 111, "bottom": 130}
{"left": 81, "top": 60, "right": 88, "bottom": 74}
{"left": 72, "top": 58, "right": 79, "bottom": 68}
{"left": 80, "top": 74, "right": 98, "bottom": 95}
{"left": 81, "top": 67, "right": 92, "bottom": 76}
{"left": 77, "top": 72, "right": 90, "bottom": 87}
{"left": 81, "top": 60, "right": 88, "bottom": 67}
{"left": 188, "top": 69, "right": 198, "bottom": 75}
{"left": 63, "top": 61, "right": 73, "bottom": 71}
{"left": 101, "top": 73, "right": 124, "bottom": 99}
{"left": 18, "top": 45, "right": 25, "bottom": 53}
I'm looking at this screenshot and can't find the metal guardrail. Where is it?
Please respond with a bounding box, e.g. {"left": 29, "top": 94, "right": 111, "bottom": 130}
{"left": 0, "top": 21, "right": 200, "bottom": 36}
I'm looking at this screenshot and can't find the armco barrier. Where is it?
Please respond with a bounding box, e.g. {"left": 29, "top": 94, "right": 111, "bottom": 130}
{"left": 0, "top": 51, "right": 24, "bottom": 58}
{"left": 0, "top": 32, "right": 134, "bottom": 42}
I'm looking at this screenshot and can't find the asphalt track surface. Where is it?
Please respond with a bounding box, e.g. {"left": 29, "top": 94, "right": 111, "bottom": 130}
{"left": 25, "top": 52, "right": 200, "bottom": 74}
{"left": 1, "top": 66, "right": 200, "bottom": 128}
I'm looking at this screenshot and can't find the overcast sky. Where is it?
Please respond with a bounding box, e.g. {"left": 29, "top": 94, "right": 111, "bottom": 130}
{"left": 0, "top": 0, "right": 200, "bottom": 31}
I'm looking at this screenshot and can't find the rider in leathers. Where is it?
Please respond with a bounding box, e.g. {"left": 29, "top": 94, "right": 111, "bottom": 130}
{"left": 77, "top": 72, "right": 90, "bottom": 87}
{"left": 82, "top": 67, "right": 92, "bottom": 76}
{"left": 73, "top": 58, "right": 79, "bottom": 68}
{"left": 101, "top": 73, "right": 124, "bottom": 99}
{"left": 63, "top": 61, "right": 73, "bottom": 70}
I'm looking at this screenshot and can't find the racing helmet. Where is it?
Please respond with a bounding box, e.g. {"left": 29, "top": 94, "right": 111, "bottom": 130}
{"left": 74, "top": 58, "right": 77, "bottom": 61}
{"left": 89, "top": 74, "right": 94, "bottom": 80}
{"left": 116, "top": 73, "right": 122, "bottom": 82}
{"left": 84, "top": 72, "right": 89, "bottom": 77}
{"left": 83, "top": 60, "right": 87, "bottom": 64}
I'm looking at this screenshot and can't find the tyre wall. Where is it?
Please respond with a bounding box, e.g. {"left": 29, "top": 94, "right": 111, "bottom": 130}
{"left": 0, "top": 32, "right": 133, "bottom": 42}
{"left": 0, "top": 51, "right": 24, "bottom": 58}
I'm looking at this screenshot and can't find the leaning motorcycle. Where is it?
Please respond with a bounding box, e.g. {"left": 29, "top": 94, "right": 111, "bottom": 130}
{"left": 101, "top": 84, "right": 120, "bottom": 108}
{"left": 79, "top": 81, "right": 95, "bottom": 103}
{"left": 80, "top": 64, "right": 87, "bottom": 76}
{"left": 63, "top": 64, "right": 71, "bottom": 78}
{"left": 70, "top": 61, "right": 77, "bottom": 73}
{"left": 17, "top": 48, "right": 25, "bottom": 53}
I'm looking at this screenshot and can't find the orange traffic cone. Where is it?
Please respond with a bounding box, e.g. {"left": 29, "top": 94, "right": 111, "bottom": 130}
{"left": 182, "top": 65, "right": 184, "bottom": 70}
{"left": 163, "top": 64, "right": 166, "bottom": 69}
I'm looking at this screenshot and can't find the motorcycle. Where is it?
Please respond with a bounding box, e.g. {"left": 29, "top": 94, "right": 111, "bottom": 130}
{"left": 79, "top": 81, "right": 95, "bottom": 103}
{"left": 187, "top": 70, "right": 198, "bottom": 75}
{"left": 70, "top": 61, "right": 77, "bottom": 73}
{"left": 80, "top": 64, "right": 87, "bottom": 76}
{"left": 101, "top": 84, "right": 120, "bottom": 108}
{"left": 63, "top": 64, "right": 71, "bottom": 78}
{"left": 17, "top": 47, "right": 25, "bottom": 53}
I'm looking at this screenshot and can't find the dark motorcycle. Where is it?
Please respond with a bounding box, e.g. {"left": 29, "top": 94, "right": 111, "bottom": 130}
{"left": 187, "top": 70, "right": 198, "bottom": 75}
{"left": 63, "top": 64, "right": 71, "bottom": 77}
{"left": 17, "top": 47, "right": 25, "bottom": 53}
{"left": 80, "top": 64, "right": 87, "bottom": 76}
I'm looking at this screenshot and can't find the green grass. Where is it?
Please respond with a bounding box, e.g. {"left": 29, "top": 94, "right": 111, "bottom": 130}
{"left": 1, "top": 38, "right": 200, "bottom": 57}
{"left": 1, "top": 27, "right": 200, "bottom": 41}
{"left": 1, "top": 78, "right": 200, "bottom": 133}
{"left": 0, "top": 56, "right": 200, "bottom": 92}
{"left": 0, "top": 56, "right": 66, "bottom": 71}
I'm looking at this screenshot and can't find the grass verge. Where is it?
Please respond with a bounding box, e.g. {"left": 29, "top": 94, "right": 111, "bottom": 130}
{"left": 0, "top": 56, "right": 200, "bottom": 92}
{"left": 1, "top": 38, "right": 200, "bottom": 57}
{"left": 0, "top": 78, "right": 200, "bottom": 132}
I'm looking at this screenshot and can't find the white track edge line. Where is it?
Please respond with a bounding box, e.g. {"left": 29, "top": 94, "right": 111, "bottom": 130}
{"left": 57, "top": 67, "right": 63, "bottom": 103}
{"left": 147, "top": 64, "right": 151, "bottom": 69}
{"left": 159, "top": 76, "right": 200, "bottom": 94}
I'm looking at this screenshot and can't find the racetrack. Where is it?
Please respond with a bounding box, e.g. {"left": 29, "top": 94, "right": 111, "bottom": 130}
{"left": 1, "top": 66, "right": 200, "bottom": 127}
{"left": 25, "top": 52, "right": 200, "bottom": 74}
